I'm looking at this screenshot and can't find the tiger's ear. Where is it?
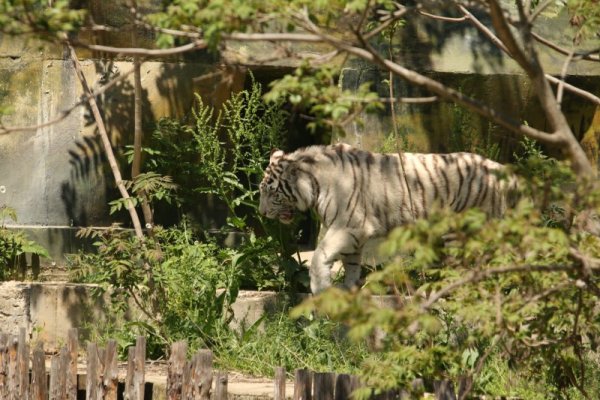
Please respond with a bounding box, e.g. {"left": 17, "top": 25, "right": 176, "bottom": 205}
{"left": 270, "top": 149, "right": 285, "bottom": 163}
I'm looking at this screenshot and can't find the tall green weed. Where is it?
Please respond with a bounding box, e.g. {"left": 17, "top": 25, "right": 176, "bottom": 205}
{"left": 69, "top": 78, "right": 309, "bottom": 358}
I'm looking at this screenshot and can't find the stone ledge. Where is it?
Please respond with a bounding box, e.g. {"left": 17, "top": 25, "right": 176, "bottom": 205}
{"left": 0, "top": 281, "right": 400, "bottom": 352}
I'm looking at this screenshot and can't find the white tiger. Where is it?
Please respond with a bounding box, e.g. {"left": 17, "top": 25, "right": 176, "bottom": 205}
{"left": 258, "top": 143, "right": 517, "bottom": 294}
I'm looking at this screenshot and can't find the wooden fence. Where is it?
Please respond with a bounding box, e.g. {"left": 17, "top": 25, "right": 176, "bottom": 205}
{"left": 0, "top": 328, "right": 461, "bottom": 400}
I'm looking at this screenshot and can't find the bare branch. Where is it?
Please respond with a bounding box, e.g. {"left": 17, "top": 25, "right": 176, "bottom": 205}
{"left": 455, "top": 4, "right": 600, "bottom": 106}
{"left": 289, "top": 9, "right": 563, "bottom": 145}
{"left": 455, "top": 3, "right": 509, "bottom": 53}
{"left": 354, "top": 0, "right": 373, "bottom": 36}
{"left": 366, "top": 3, "right": 408, "bottom": 39}
{"left": 73, "top": 39, "right": 208, "bottom": 56}
{"left": 529, "top": 0, "right": 556, "bottom": 23}
{"left": 341, "top": 95, "right": 439, "bottom": 104}
{"left": 486, "top": 0, "right": 594, "bottom": 176}
{"left": 417, "top": 10, "right": 468, "bottom": 22}
{"left": 226, "top": 32, "right": 324, "bottom": 42}
{"left": 531, "top": 31, "right": 600, "bottom": 62}
{"left": 49, "top": 4, "right": 594, "bottom": 177}
{"left": 557, "top": 49, "right": 576, "bottom": 107}
{"left": 343, "top": 41, "right": 563, "bottom": 143}
{"left": 67, "top": 42, "right": 145, "bottom": 239}
{"left": 487, "top": 0, "right": 537, "bottom": 76}
{"left": 73, "top": 32, "right": 325, "bottom": 58}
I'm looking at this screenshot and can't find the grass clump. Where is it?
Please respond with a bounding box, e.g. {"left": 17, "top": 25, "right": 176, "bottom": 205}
{"left": 213, "top": 312, "right": 370, "bottom": 377}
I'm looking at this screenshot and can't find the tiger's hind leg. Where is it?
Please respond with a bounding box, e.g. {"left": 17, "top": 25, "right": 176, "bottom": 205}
{"left": 310, "top": 229, "right": 364, "bottom": 294}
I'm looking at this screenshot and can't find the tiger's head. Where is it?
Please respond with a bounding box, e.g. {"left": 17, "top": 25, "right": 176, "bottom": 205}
{"left": 258, "top": 149, "right": 297, "bottom": 224}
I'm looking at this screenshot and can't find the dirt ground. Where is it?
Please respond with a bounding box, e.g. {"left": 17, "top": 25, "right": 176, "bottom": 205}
{"left": 45, "top": 357, "right": 294, "bottom": 399}
{"left": 142, "top": 360, "right": 294, "bottom": 399}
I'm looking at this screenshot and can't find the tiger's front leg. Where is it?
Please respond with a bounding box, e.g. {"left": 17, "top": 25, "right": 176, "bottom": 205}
{"left": 310, "top": 229, "right": 364, "bottom": 294}
{"left": 341, "top": 252, "right": 362, "bottom": 290}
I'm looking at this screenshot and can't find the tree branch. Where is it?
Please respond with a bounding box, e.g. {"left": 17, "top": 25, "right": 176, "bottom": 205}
{"left": 453, "top": 4, "right": 600, "bottom": 106}
{"left": 67, "top": 42, "right": 145, "bottom": 239}
{"left": 296, "top": 13, "right": 565, "bottom": 145}
{"left": 557, "top": 49, "right": 576, "bottom": 107}
{"left": 487, "top": 0, "right": 537, "bottom": 76}
{"left": 486, "top": 0, "right": 594, "bottom": 176}
{"left": 72, "top": 38, "right": 208, "bottom": 56}
{"left": 129, "top": 3, "right": 155, "bottom": 236}
{"left": 530, "top": 32, "right": 600, "bottom": 62}
{"left": 365, "top": 5, "right": 409, "bottom": 39}
{"left": 529, "top": 0, "right": 555, "bottom": 23}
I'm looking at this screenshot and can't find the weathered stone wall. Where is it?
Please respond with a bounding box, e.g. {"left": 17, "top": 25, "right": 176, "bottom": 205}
{"left": 0, "top": 2, "right": 247, "bottom": 273}
{"left": 0, "top": 281, "right": 30, "bottom": 337}
{"left": 0, "top": 281, "right": 300, "bottom": 351}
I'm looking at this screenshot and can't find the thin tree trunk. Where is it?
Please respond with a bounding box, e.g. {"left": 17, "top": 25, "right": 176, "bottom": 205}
{"left": 486, "top": 0, "right": 595, "bottom": 177}
{"left": 131, "top": 56, "right": 155, "bottom": 235}
{"left": 66, "top": 43, "right": 145, "bottom": 239}
{"left": 129, "top": 0, "right": 155, "bottom": 234}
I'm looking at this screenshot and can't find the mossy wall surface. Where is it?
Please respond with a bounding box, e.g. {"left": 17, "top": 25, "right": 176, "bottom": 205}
{"left": 0, "top": 1, "right": 246, "bottom": 268}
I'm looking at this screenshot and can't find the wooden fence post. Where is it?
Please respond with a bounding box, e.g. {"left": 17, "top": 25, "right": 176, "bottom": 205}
{"left": 17, "top": 328, "right": 29, "bottom": 399}
{"left": 214, "top": 371, "right": 228, "bottom": 400}
{"left": 457, "top": 375, "right": 472, "bottom": 399}
{"left": 67, "top": 328, "right": 78, "bottom": 400}
{"left": 61, "top": 345, "right": 71, "bottom": 398}
{"left": 0, "top": 333, "right": 7, "bottom": 399}
{"left": 103, "top": 340, "right": 119, "bottom": 400}
{"left": 314, "top": 372, "right": 335, "bottom": 400}
{"left": 274, "top": 367, "right": 286, "bottom": 400}
{"left": 7, "top": 335, "right": 18, "bottom": 400}
{"left": 135, "top": 336, "right": 147, "bottom": 400}
{"left": 125, "top": 346, "right": 135, "bottom": 399}
{"left": 433, "top": 380, "right": 456, "bottom": 400}
{"left": 31, "top": 342, "right": 47, "bottom": 400}
{"left": 196, "top": 349, "right": 213, "bottom": 400}
{"left": 126, "top": 336, "right": 146, "bottom": 400}
{"left": 167, "top": 341, "right": 187, "bottom": 400}
{"left": 125, "top": 337, "right": 146, "bottom": 400}
{"left": 182, "top": 359, "right": 192, "bottom": 399}
{"left": 334, "top": 374, "right": 352, "bottom": 400}
{"left": 49, "top": 354, "right": 58, "bottom": 400}
{"left": 294, "top": 369, "right": 312, "bottom": 400}
{"left": 86, "top": 342, "right": 100, "bottom": 400}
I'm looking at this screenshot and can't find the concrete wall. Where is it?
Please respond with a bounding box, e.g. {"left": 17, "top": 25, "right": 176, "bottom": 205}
{"left": 0, "top": 281, "right": 293, "bottom": 351}
{"left": 0, "top": 2, "right": 247, "bottom": 272}
{"left": 0, "top": 281, "right": 402, "bottom": 352}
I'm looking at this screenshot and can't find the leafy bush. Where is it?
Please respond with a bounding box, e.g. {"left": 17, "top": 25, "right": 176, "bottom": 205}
{"left": 70, "top": 224, "right": 240, "bottom": 357}
{"left": 147, "top": 77, "right": 308, "bottom": 292}
{"left": 68, "top": 78, "right": 310, "bottom": 358}
{"left": 0, "top": 205, "right": 49, "bottom": 280}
